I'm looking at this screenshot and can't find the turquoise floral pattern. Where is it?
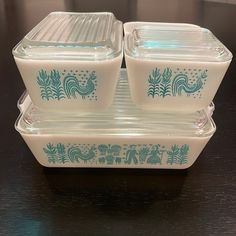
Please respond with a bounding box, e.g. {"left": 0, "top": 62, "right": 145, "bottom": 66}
{"left": 43, "top": 143, "right": 190, "bottom": 165}
{"left": 148, "top": 67, "right": 208, "bottom": 99}
{"left": 37, "top": 69, "right": 97, "bottom": 101}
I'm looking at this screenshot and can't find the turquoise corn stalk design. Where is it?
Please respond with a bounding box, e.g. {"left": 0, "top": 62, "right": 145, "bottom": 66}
{"left": 50, "top": 70, "right": 65, "bottom": 100}
{"left": 177, "top": 144, "right": 189, "bottom": 164}
{"left": 37, "top": 70, "right": 53, "bottom": 100}
{"left": 148, "top": 68, "right": 162, "bottom": 98}
{"left": 138, "top": 147, "right": 150, "bottom": 163}
{"left": 43, "top": 143, "right": 57, "bottom": 163}
{"left": 56, "top": 143, "right": 68, "bottom": 163}
{"left": 167, "top": 144, "right": 179, "bottom": 165}
{"left": 159, "top": 68, "right": 172, "bottom": 97}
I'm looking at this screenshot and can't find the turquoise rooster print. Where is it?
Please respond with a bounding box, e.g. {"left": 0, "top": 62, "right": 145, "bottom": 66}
{"left": 172, "top": 70, "right": 207, "bottom": 96}
{"left": 67, "top": 145, "right": 96, "bottom": 163}
{"left": 37, "top": 69, "right": 97, "bottom": 101}
{"left": 63, "top": 71, "right": 96, "bottom": 99}
{"left": 147, "top": 68, "right": 208, "bottom": 98}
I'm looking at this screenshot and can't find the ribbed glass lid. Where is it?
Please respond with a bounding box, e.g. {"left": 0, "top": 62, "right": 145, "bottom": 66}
{"left": 13, "top": 12, "right": 122, "bottom": 60}
{"left": 125, "top": 27, "right": 232, "bottom": 62}
{"left": 15, "top": 70, "right": 215, "bottom": 138}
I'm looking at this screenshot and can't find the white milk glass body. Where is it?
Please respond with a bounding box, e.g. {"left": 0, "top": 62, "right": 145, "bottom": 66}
{"left": 125, "top": 56, "right": 230, "bottom": 111}
{"left": 124, "top": 22, "right": 232, "bottom": 111}
{"left": 15, "top": 70, "right": 216, "bottom": 169}
{"left": 15, "top": 55, "right": 122, "bottom": 112}
{"left": 21, "top": 134, "right": 211, "bottom": 169}
{"left": 13, "top": 12, "right": 123, "bottom": 112}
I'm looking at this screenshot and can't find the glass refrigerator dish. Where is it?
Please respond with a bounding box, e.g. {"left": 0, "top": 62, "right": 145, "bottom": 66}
{"left": 13, "top": 12, "right": 123, "bottom": 112}
{"left": 15, "top": 69, "right": 216, "bottom": 169}
{"left": 124, "top": 22, "right": 232, "bottom": 112}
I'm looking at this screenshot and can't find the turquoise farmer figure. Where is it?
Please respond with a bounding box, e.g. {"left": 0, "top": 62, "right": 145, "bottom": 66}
{"left": 147, "top": 145, "right": 162, "bottom": 164}
{"left": 125, "top": 145, "right": 138, "bottom": 164}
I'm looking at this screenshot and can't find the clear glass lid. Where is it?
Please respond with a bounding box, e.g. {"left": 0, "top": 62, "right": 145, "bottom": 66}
{"left": 13, "top": 12, "right": 123, "bottom": 60}
{"left": 15, "top": 69, "right": 215, "bottom": 138}
{"left": 124, "top": 22, "right": 201, "bottom": 35}
{"left": 125, "top": 27, "right": 232, "bottom": 62}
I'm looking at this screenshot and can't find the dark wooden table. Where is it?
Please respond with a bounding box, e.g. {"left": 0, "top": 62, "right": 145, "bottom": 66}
{"left": 1, "top": 0, "right": 236, "bottom": 235}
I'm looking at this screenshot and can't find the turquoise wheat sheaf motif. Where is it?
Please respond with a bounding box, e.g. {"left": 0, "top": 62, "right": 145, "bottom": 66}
{"left": 43, "top": 143, "right": 189, "bottom": 165}
{"left": 148, "top": 68, "right": 208, "bottom": 98}
{"left": 37, "top": 69, "right": 97, "bottom": 101}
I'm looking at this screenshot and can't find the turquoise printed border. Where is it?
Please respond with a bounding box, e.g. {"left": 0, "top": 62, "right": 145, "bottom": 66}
{"left": 37, "top": 69, "right": 97, "bottom": 101}
{"left": 148, "top": 67, "right": 207, "bottom": 99}
{"left": 43, "top": 143, "right": 189, "bottom": 165}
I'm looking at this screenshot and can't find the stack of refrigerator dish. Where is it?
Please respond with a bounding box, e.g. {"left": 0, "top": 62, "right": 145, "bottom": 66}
{"left": 13, "top": 12, "right": 232, "bottom": 168}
